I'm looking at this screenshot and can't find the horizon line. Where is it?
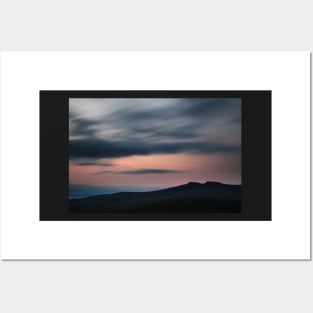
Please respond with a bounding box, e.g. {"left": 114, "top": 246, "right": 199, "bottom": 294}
{"left": 69, "top": 180, "right": 242, "bottom": 199}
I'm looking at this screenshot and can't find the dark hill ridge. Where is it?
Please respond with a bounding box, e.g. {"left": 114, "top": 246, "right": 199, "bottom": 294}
{"left": 69, "top": 181, "right": 241, "bottom": 214}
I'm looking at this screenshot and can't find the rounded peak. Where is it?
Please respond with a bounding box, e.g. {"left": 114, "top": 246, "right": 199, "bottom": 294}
{"left": 186, "top": 181, "right": 200, "bottom": 185}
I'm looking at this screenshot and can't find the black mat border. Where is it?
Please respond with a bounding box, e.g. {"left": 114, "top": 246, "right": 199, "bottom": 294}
{"left": 40, "top": 90, "right": 271, "bottom": 221}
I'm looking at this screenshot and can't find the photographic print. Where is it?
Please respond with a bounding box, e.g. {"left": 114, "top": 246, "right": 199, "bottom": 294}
{"left": 69, "top": 98, "right": 242, "bottom": 216}
{"left": 7, "top": 51, "right": 311, "bottom": 260}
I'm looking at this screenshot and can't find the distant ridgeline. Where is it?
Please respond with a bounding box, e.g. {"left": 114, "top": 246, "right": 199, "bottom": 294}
{"left": 69, "top": 181, "right": 241, "bottom": 214}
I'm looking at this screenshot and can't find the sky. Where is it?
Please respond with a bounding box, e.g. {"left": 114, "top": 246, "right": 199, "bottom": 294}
{"left": 69, "top": 98, "right": 241, "bottom": 197}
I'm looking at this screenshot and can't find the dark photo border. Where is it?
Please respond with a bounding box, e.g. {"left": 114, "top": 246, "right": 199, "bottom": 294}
{"left": 40, "top": 91, "right": 271, "bottom": 221}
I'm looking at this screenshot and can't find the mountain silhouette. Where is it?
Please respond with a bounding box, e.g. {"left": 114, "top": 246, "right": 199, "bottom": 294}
{"left": 69, "top": 181, "right": 241, "bottom": 214}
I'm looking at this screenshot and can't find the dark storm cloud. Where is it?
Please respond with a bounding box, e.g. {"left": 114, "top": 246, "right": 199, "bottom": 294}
{"left": 91, "top": 168, "right": 184, "bottom": 175}
{"left": 99, "top": 99, "right": 239, "bottom": 139}
{"left": 122, "top": 124, "right": 200, "bottom": 140}
{"left": 179, "top": 98, "right": 236, "bottom": 118}
{"left": 71, "top": 160, "right": 113, "bottom": 166}
{"left": 70, "top": 116, "right": 97, "bottom": 137}
{"left": 69, "top": 138, "right": 240, "bottom": 159}
{"left": 69, "top": 98, "right": 241, "bottom": 159}
{"left": 106, "top": 98, "right": 237, "bottom": 121}
{"left": 91, "top": 170, "right": 114, "bottom": 175}
{"left": 119, "top": 169, "right": 183, "bottom": 174}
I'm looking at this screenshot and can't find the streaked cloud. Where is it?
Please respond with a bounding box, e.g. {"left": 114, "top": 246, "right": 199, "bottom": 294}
{"left": 69, "top": 98, "right": 242, "bottom": 189}
{"left": 70, "top": 138, "right": 240, "bottom": 159}
{"left": 119, "top": 169, "right": 183, "bottom": 175}
{"left": 91, "top": 168, "right": 184, "bottom": 175}
{"left": 69, "top": 98, "right": 241, "bottom": 159}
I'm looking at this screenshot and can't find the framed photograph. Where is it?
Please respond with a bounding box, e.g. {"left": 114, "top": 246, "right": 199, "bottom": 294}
{"left": 0, "top": 52, "right": 310, "bottom": 260}
{"left": 40, "top": 90, "right": 271, "bottom": 221}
